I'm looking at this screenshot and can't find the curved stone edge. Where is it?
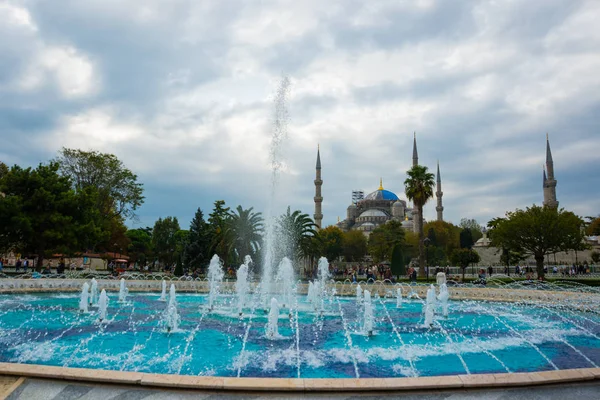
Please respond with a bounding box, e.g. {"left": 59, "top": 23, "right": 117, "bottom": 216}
{"left": 0, "top": 363, "right": 598, "bottom": 392}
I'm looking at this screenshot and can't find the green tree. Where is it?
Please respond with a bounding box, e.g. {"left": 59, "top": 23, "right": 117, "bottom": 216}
{"left": 228, "top": 205, "right": 263, "bottom": 265}
{"left": 342, "top": 230, "right": 367, "bottom": 262}
{"left": 459, "top": 228, "right": 474, "bottom": 249}
{"left": 591, "top": 251, "right": 600, "bottom": 264}
{"left": 450, "top": 248, "right": 481, "bottom": 281}
{"left": 488, "top": 205, "right": 585, "bottom": 279}
{"left": 278, "top": 207, "right": 317, "bottom": 262}
{"left": 0, "top": 161, "right": 8, "bottom": 180}
{"left": 184, "top": 208, "right": 211, "bottom": 272}
{"left": 459, "top": 218, "right": 483, "bottom": 243}
{"left": 390, "top": 244, "right": 406, "bottom": 279}
{"left": 585, "top": 216, "right": 600, "bottom": 236}
{"left": 367, "top": 220, "right": 406, "bottom": 263}
{"left": 423, "top": 220, "right": 460, "bottom": 256}
{"left": 126, "top": 228, "right": 153, "bottom": 268}
{"left": 316, "top": 226, "right": 344, "bottom": 262}
{"left": 55, "top": 148, "right": 144, "bottom": 220}
{"left": 152, "top": 217, "right": 181, "bottom": 267}
{"left": 0, "top": 163, "right": 102, "bottom": 269}
{"left": 404, "top": 165, "right": 435, "bottom": 277}
{"left": 208, "top": 200, "right": 232, "bottom": 262}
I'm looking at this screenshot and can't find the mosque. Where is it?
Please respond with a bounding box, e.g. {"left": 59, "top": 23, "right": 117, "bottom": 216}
{"left": 313, "top": 134, "right": 444, "bottom": 236}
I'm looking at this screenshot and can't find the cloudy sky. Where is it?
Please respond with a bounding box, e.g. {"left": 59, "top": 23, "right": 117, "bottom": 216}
{"left": 1, "top": 0, "right": 599, "bottom": 230}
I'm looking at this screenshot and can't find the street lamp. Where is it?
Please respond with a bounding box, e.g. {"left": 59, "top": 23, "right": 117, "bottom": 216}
{"left": 423, "top": 237, "right": 431, "bottom": 281}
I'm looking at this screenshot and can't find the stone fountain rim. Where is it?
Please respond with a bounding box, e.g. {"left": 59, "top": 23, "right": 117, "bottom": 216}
{"left": 0, "top": 362, "right": 598, "bottom": 391}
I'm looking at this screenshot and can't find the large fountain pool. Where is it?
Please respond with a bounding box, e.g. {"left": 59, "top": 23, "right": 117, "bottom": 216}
{"left": 0, "top": 290, "right": 599, "bottom": 378}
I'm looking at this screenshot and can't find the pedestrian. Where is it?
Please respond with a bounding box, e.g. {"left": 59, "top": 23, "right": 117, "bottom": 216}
{"left": 16, "top": 259, "right": 22, "bottom": 272}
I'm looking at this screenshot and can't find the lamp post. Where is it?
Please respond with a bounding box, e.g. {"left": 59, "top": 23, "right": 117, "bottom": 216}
{"left": 423, "top": 237, "right": 431, "bottom": 282}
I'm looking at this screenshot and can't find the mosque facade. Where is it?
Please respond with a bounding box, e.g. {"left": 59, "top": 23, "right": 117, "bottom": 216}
{"left": 313, "top": 134, "right": 444, "bottom": 236}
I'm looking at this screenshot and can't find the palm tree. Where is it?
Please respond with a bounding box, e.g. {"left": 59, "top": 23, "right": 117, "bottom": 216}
{"left": 404, "top": 164, "right": 435, "bottom": 277}
{"left": 228, "top": 205, "right": 264, "bottom": 265}
{"left": 278, "top": 207, "right": 317, "bottom": 263}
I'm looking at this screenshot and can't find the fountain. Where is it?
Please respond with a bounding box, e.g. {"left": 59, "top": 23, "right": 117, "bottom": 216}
{"left": 363, "top": 289, "right": 374, "bottom": 336}
{"left": 163, "top": 284, "right": 180, "bottom": 332}
{"left": 266, "top": 297, "right": 280, "bottom": 339}
{"left": 396, "top": 287, "right": 403, "bottom": 308}
{"left": 275, "top": 257, "right": 294, "bottom": 310}
{"left": 118, "top": 278, "right": 128, "bottom": 303}
{"left": 89, "top": 278, "right": 98, "bottom": 306}
{"left": 159, "top": 279, "right": 167, "bottom": 301}
{"left": 438, "top": 283, "right": 450, "bottom": 317}
{"left": 207, "top": 254, "right": 224, "bottom": 311}
{"left": 235, "top": 258, "right": 250, "bottom": 316}
{"left": 423, "top": 284, "right": 436, "bottom": 328}
{"left": 97, "top": 289, "right": 108, "bottom": 322}
{"left": 356, "top": 284, "right": 362, "bottom": 304}
{"left": 436, "top": 272, "right": 447, "bottom": 286}
{"left": 79, "top": 282, "right": 90, "bottom": 313}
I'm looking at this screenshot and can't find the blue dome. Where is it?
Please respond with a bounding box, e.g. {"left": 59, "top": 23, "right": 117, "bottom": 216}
{"left": 364, "top": 189, "right": 399, "bottom": 201}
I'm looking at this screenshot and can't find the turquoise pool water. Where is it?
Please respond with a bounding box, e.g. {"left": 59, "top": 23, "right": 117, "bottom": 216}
{"left": 0, "top": 292, "right": 598, "bottom": 378}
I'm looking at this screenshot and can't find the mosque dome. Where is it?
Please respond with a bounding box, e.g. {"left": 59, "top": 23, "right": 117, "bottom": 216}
{"left": 364, "top": 179, "right": 399, "bottom": 201}
{"left": 359, "top": 209, "right": 388, "bottom": 218}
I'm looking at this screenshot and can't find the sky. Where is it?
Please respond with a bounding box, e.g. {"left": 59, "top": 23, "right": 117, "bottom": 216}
{"left": 1, "top": 0, "right": 599, "bottom": 230}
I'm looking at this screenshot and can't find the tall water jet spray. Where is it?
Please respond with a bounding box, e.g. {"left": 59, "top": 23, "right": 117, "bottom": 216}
{"left": 98, "top": 289, "right": 108, "bottom": 322}
{"left": 235, "top": 257, "right": 251, "bottom": 316}
{"left": 266, "top": 297, "right": 280, "bottom": 339}
{"left": 89, "top": 278, "right": 98, "bottom": 306}
{"left": 275, "top": 257, "right": 294, "bottom": 310}
{"left": 163, "top": 284, "right": 180, "bottom": 332}
{"left": 424, "top": 284, "right": 436, "bottom": 327}
{"left": 438, "top": 283, "right": 450, "bottom": 317}
{"left": 79, "top": 282, "right": 90, "bottom": 313}
{"left": 207, "top": 255, "right": 224, "bottom": 311}
{"left": 396, "top": 288, "right": 403, "bottom": 308}
{"left": 356, "top": 284, "right": 363, "bottom": 304}
{"left": 159, "top": 279, "right": 167, "bottom": 301}
{"left": 363, "top": 289, "right": 374, "bottom": 336}
{"left": 118, "top": 278, "right": 128, "bottom": 303}
{"left": 259, "top": 76, "right": 291, "bottom": 308}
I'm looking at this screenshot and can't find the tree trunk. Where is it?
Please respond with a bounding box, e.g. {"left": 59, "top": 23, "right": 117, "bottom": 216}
{"left": 418, "top": 205, "right": 425, "bottom": 278}
{"left": 535, "top": 254, "right": 545, "bottom": 279}
{"left": 36, "top": 253, "right": 44, "bottom": 273}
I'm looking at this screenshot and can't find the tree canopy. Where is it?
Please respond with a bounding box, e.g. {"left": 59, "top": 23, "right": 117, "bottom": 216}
{"left": 342, "top": 230, "right": 368, "bottom": 262}
{"left": 56, "top": 148, "right": 144, "bottom": 220}
{"left": 184, "top": 208, "right": 211, "bottom": 271}
{"left": 367, "top": 220, "right": 406, "bottom": 263}
{"left": 152, "top": 216, "right": 181, "bottom": 267}
{"left": 488, "top": 205, "right": 585, "bottom": 278}
{"left": 0, "top": 162, "right": 103, "bottom": 269}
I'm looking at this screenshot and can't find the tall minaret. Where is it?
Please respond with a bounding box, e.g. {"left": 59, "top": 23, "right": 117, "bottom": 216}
{"left": 543, "top": 134, "right": 558, "bottom": 209}
{"left": 314, "top": 145, "right": 323, "bottom": 229}
{"left": 412, "top": 132, "right": 419, "bottom": 166}
{"left": 435, "top": 160, "right": 444, "bottom": 221}
{"left": 411, "top": 132, "right": 420, "bottom": 233}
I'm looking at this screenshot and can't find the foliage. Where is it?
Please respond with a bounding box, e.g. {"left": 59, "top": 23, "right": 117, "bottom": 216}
{"left": 228, "top": 206, "right": 263, "bottom": 265}
{"left": 423, "top": 220, "right": 460, "bottom": 257}
{"left": 499, "top": 247, "right": 526, "bottom": 268}
{"left": 342, "top": 230, "right": 367, "bottom": 262}
{"left": 208, "top": 200, "right": 232, "bottom": 262}
{"left": 315, "top": 226, "right": 344, "bottom": 262}
{"left": 487, "top": 205, "right": 585, "bottom": 278}
{"left": 367, "top": 220, "right": 406, "bottom": 263}
{"left": 591, "top": 251, "right": 600, "bottom": 264}
{"left": 277, "top": 206, "right": 317, "bottom": 262}
{"left": 450, "top": 248, "right": 481, "bottom": 280}
{"left": 184, "top": 208, "right": 211, "bottom": 272}
{"left": 459, "top": 218, "right": 483, "bottom": 243}
{"left": 152, "top": 217, "right": 181, "bottom": 267}
{"left": 56, "top": 148, "right": 144, "bottom": 220}
{"left": 0, "top": 161, "right": 8, "bottom": 180}
{"left": 126, "top": 228, "right": 153, "bottom": 267}
{"left": 459, "top": 228, "right": 474, "bottom": 249}
{"left": 0, "top": 162, "right": 103, "bottom": 269}
{"left": 585, "top": 216, "right": 600, "bottom": 236}
{"left": 174, "top": 257, "right": 183, "bottom": 276}
{"left": 404, "top": 165, "right": 435, "bottom": 277}
{"left": 390, "top": 244, "right": 406, "bottom": 278}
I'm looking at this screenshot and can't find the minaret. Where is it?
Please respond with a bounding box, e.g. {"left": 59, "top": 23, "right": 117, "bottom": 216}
{"left": 412, "top": 132, "right": 418, "bottom": 167}
{"left": 314, "top": 146, "right": 323, "bottom": 229}
{"left": 543, "top": 134, "right": 558, "bottom": 209}
{"left": 436, "top": 161, "right": 444, "bottom": 221}
{"left": 411, "top": 132, "right": 420, "bottom": 233}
